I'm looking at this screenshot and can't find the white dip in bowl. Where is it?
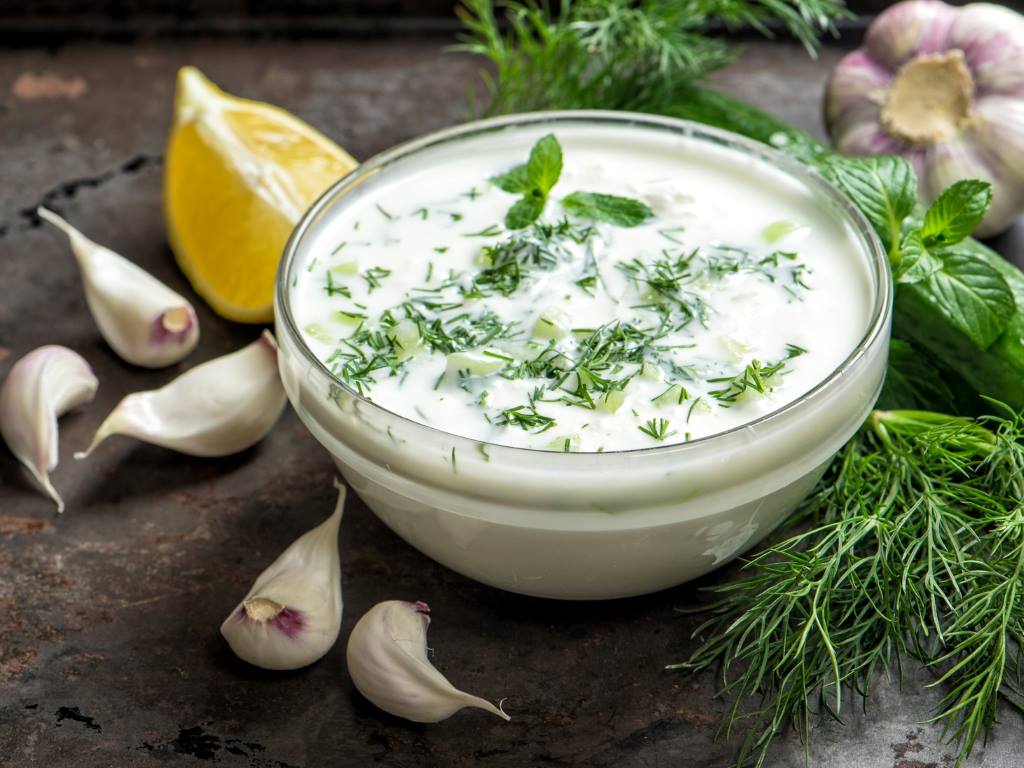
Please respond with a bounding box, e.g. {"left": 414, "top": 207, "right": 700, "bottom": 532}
{"left": 276, "top": 112, "right": 891, "bottom": 599}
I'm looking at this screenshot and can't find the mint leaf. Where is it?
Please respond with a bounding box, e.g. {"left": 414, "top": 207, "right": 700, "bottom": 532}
{"left": 504, "top": 194, "right": 546, "bottom": 230}
{"left": 894, "top": 231, "right": 942, "bottom": 285}
{"left": 923, "top": 251, "right": 1016, "bottom": 349}
{"left": 819, "top": 155, "right": 916, "bottom": 253}
{"left": 920, "top": 180, "right": 992, "bottom": 248}
{"left": 563, "top": 191, "right": 653, "bottom": 227}
{"left": 877, "top": 338, "right": 957, "bottom": 412}
{"left": 491, "top": 163, "right": 531, "bottom": 194}
{"left": 526, "top": 134, "right": 563, "bottom": 195}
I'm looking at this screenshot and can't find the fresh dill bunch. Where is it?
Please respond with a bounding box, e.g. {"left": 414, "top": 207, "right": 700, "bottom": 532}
{"left": 674, "top": 408, "right": 1024, "bottom": 768}
{"left": 455, "top": 0, "right": 849, "bottom": 115}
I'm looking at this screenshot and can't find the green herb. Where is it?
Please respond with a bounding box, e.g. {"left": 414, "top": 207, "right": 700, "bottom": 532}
{"left": 818, "top": 155, "right": 916, "bottom": 255}
{"left": 876, "top": 339, "right": 957, "bottom": 413}
{"left": 921, "top": 180, "right": 993, "bottom": 248}
{"left": 331, "top": 241, "right": 348, "bottom": 255}
{"left": 820, "top": 159, "right": 1014, "bottom": 353}
{"left": 676, "top": 408, "right": 1024, "bottom": 768}
{"left": 362, "top": 266, "right": 392, "bottom": 293}
{"left": 463, "top": 224, "right": 503, "bottom": 237}
{"left": 492, "top": 133, "right": 563, "bottom": 229}
{"left": 493, "top": 403, "right": 556, "bottom": 432}
{"left": 464, "top": 219, "right": 594, "bottom": 298}
{"left": 924, "top": 252, "right": 1016, "bottom": 349}
{"left": 638, "top": 417, "right": 675, "bottom": 441}
{"left": 414, "top": 207, "right": 429, "bottom": 220}
{"left": 375, "top": 203, "right": 394, "bottom": 220}
{"left": 707, "top": 344, "right": 805, "bottom": 405}
{"left": 456, "top": 0, "right": 846, "bottom": 116}
{"left": 562, "top": 191, "right": 653, "bottom": 227}
{"left": 324, "top": 271, "right": 352, "bottom": 298}
{"left": 658, "top": 227, "right": 686, "bottom": 244}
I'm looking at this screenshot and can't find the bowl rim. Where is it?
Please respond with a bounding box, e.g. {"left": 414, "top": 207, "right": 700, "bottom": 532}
{"left": 275, "top": 109, "right": 892, "bottom": 459}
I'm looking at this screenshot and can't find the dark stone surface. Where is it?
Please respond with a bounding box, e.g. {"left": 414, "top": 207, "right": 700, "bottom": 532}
{"left": 0, "top": 39, "right": 1021, "bottom": 768}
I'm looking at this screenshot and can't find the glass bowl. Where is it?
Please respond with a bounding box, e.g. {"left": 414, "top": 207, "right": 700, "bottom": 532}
{"left": 275, "top": 111, "right": 891, "bottom": 600}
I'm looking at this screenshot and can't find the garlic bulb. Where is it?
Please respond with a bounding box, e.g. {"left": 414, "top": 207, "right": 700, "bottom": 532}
{"left": 346, "top": 600, "right": 510, "bottom": 723}
{"left": 221, "top": 481, "right": 345, "bottom": 670}
{"left": 76, "top": 331, "right": 285, "bottom": 458}
{"left": 825, "top": 0, "right": 1024, "bottom": 236}
{"left": 38, "top": 207, "right": 200, "bottom": 368}
{"left": 0, "top": 346, "right": 98, "bottom": 512}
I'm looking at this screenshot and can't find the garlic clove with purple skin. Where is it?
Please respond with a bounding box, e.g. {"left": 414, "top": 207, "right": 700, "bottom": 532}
{"left": 863, "top": 0, "right": 958, "bottom": 69}
{"left": 38, "top": 207, "right": 199, "bottom": 368}
{"left": 75, "top": 331, "right": 285, "bottom": 458}
{"left": 0, "top": 346, "right": 98, "bottom": 512}
{"left": 221, "top": 481, "right": 345, "bottom": 671}
{"left": 346, "top": 600, "right": 511, "bottom": 723}
{"left": 825, "top": 0, "right": 1024, "bottom": 236}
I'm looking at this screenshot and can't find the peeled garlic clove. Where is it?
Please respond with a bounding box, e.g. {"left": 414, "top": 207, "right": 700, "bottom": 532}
{"left": 0, "top": 346, "right": 98, "bottom": 512}
{"left": 38, "top": 207, "right": 199, "bottom": 368}
{"left": 77, "top": 331, "right": 284, "bottom": 458}
{"left": 221, "top": 482, "right": 345, "bottom": 670}
{"left": 346, "top": 600, "right": 510, "bottom": 723}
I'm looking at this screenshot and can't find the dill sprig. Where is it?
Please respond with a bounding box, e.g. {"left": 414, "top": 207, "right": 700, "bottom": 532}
{"left": 707, "top": 344, "right": 805, "bottom": 405}
{"left": 675, "top": 408, "right": 1024, "bottom": 767}
{"left": 455, "top": 0, "right": 849, "bottom": 116}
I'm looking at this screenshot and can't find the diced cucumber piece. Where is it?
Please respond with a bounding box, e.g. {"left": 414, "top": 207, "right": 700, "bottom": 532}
{"left": 330, "top": 259, "right": 359, "bottom": 275}
{"left": 546, "top": 433, "right": 581, "bottom": 452}
{"left": 533, "top": 308, "right": 570, "bottom": 339}
{"left": 597, "top": 389, "right": 626, "bottom": 413}
{"left": 388, "top": 319, "right": 423, "bottom": 357}
{"left": 303, "top": 323, "right": 336, "bottom": 343}
{"left": 331, "top": 310, "right": 366, "bottom": 326}
{"left": 653, "top": 383, "right": 688, "bottom": 407}
{"left": 762, "top": 220, "right": 800, "bottom": 244}
{"left": 445, "top": 350, "right": 506, "bottom": 378}
{"left": 639, "top": 363, "right": 664, "bottom": 381}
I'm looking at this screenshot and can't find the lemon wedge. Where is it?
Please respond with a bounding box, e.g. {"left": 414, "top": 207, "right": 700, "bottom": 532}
{"left": 164, "top": 67, "right": 357, "bottom": 323}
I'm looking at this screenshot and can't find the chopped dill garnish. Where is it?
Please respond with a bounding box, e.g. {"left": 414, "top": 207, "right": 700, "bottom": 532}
{"left": 324, "top": 270, "right": 352, "bottom": 298}
{"left": 362, "top": 265, "right": 392, "bottom": 293}
{"left": 463, "top": 224, "right": 504, "bottom": 238}
{"left": 638, "top": 417, "right": 675, "bottom": 441}
{"left": 375, "top": 203, "right": 394, "bottom": 220}
{"left": 707, "top": 344, "right": 806, "bottom": 405}
{"left": 493, "top": 403, "right": 556, "bottom": 432}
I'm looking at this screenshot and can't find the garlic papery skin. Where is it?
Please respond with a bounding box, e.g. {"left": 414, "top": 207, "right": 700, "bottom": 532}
{"left": 0, "top": 346, "right": 98, "bottom": 512}
{"left": 824, "top": 1, "right": 1024, "bottom": 236}
{"left": 220, "top": 482, "right": 345, "bottom": 670}
{"left": 346, "top": 600, "right": 511, "bottom": 724}
{"left": 38, "top": 207, "right": 199, "bottom": 368}
{"left": 76, "top": 331, "right": 285, "bottom": 458}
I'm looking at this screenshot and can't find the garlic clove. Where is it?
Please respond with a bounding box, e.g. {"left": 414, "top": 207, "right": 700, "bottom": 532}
{"left": 864, "top": 0, "right": 958, "bottom": 70}
{"left": 949, "top": 3, "right": 1024, "bottom": 94}
{"left": 972, "top": 95, "right": 1024, "bottom": 190}
{"left": 220, "top": 481, "right": 345, "bottom": 670}
{"left": 76, "top": 331, "right": 285, "bottom": 458}
{"left": 38, "top": 207, "right": 200, "bottom": 369}
{"left": 0, "top": 346, "right": 98, "bottom": 512}
{"left": 825, "top": 50, "right": 892, "bottom": 138}
{"left": 346, "top": 600, "right": 510, "bottom": 723}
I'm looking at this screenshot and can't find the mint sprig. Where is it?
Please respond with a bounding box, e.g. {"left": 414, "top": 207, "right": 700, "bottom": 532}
{"left": 491, "top": 134, "right": 653, "bottom": 229}
{"left": 491, "top": 133, "right": 563, "bottom": 229}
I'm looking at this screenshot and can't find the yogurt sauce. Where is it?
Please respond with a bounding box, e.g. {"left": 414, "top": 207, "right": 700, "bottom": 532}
{"left": 292, "top": 124, "right": 873, "bottom": 452}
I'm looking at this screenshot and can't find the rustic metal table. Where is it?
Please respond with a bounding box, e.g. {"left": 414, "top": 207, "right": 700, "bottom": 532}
{"left": 1, "top": 36, "right": 1022, "bottom": 768}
